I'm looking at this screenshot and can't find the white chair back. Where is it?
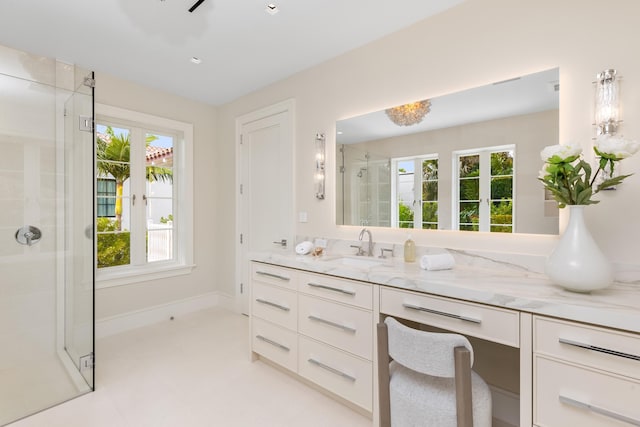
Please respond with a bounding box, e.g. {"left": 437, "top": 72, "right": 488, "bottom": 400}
{"left": 385, "top": 316, "right": 474, "bottom": 378}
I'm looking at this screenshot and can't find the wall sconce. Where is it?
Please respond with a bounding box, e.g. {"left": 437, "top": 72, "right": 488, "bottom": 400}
{"left": 315, "top": 133, "right": 326, "bottom": 200}
{"left": 594, "top": 69, "right": 620, "bottom": 135}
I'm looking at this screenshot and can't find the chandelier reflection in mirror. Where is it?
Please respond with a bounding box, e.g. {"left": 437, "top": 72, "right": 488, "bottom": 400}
{"left": 385, "top": 99, "right": 431, "bottom": 126}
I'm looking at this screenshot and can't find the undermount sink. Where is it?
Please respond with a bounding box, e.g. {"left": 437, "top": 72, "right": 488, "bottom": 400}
{"left": 331, "top": 256, "right": 385, "bottom": 268}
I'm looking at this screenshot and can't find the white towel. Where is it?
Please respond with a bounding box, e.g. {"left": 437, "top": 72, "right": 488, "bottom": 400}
{"left": 419, "top": 253, "right": 455, "bottom": 271}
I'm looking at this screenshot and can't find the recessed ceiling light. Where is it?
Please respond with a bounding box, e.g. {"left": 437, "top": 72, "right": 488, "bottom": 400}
{"left": 190, "top": 57, "right": 202, "bottom": 65}
{"left": 265, "top": 4, "right": 279, "bottom": 15}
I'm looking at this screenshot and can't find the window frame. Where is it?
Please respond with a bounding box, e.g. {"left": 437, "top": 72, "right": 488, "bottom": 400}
{"left": 95, "top": 104, "right": 194, "bottom": 288}
{"left": 391, "top": 154, "right": 439, "bottom": 229}
{"left": 452, "top": 144, "right": 515, "bottom": 233}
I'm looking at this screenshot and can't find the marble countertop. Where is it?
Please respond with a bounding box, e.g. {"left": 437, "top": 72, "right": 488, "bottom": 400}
{"left": 251, "top": 251, "right": 640, "bottom": 334}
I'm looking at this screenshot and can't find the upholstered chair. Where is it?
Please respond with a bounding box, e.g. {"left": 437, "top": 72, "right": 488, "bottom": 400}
{"left": 377, "top": 317, "right": 492, "bottom": 427}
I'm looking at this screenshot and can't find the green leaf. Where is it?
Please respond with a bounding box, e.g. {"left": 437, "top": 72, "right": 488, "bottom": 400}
{"left": 576, "top": 187, "right": 593, "bottom": 205}
{"left": 595, "top": 174, "right": 633, "bottom": 192}
{"left": 598, "top": 156, "right": 608, "bottom": 170}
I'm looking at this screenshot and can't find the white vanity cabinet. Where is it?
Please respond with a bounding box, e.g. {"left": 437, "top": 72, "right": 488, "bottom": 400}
{"left": 250, "top": 257, "right": 640, "bottom": 427}
{"left": 380, "top": 287, "right": 520, "bottom": 347}
{"left": 533, "top": 316, "right": 640, "bottom": 427}
{"left": 297, "top": 272, "right": 374, "bottom": 411}
{"left": 250, "top": 263, "right": 299, "bottom": 372}
{"left": 250, "top": 262, "right": 374, "bottom": 412}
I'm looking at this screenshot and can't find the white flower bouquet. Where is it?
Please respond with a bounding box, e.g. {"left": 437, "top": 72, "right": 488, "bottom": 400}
{"left": 539, "top": 135, "right": 639, "bottom": 208}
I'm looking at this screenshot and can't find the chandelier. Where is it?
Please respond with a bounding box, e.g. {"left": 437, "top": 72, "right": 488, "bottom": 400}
{"left": 385, "top": 100, "right": 431, "bottom": 127}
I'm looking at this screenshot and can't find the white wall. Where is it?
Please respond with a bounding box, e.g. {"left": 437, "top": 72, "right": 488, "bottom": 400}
{"left": 215, "top": 0, "right": 640, "bottom": 296}
{"left": 94, "top": 73, "right": 218, "bottom": 319}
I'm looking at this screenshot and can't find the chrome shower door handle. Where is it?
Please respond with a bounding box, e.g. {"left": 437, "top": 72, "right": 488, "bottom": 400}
{"left": 15, "top": 226, "right": 42, "bottom": 246}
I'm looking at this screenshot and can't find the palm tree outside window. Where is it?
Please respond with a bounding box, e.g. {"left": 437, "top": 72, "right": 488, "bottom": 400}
{"left": 96, "top": 124, "right": 174, "bottom": 269}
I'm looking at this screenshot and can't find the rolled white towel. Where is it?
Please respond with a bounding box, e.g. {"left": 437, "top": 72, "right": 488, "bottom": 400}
{"left": 419, "top": 253, "right": 455, "bottom": 271}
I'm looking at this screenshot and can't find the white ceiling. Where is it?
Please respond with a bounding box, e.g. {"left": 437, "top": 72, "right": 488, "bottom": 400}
{"left": 0, "top": 0, "right": 465, "bottom": 106}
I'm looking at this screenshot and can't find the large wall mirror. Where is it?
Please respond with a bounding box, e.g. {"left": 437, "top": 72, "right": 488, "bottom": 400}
{"left": 336, "top": 67, "right": 560, "bottom": 235}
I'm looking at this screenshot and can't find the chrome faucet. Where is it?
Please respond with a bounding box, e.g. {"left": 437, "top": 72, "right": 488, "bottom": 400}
{"left": 358, "top": 228, "right": 374, "bottom": 257}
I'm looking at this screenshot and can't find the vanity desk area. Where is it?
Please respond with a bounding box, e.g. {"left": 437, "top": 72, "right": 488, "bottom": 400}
{"left": 248, "top": 251, "right": 640, "bottom": 427}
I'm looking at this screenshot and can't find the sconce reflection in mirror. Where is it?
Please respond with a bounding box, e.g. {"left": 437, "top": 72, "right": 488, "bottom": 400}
{"left": 594, "top": 69, "right": 620, "bottom": 135}
{"left": 315, "top": 133, "right": 326, "bottom": 199}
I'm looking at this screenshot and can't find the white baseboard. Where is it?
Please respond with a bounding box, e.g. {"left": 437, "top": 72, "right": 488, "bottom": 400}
{"left": 490, "top": 385, "right": 519, "bottom": 427}
{"left": 96, "top": 291, "right": 220, "bottom": 339}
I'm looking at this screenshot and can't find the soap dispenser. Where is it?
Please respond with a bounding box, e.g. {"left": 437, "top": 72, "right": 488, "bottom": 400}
{"left": 404, "top": 235, "right": 416, "bottom": 262}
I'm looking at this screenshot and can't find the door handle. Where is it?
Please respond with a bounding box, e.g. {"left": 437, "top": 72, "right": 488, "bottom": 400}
{"left": 273, "top": 239, "right": 287, "bottom": 248}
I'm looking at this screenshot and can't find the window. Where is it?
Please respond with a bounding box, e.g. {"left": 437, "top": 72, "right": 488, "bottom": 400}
{"left": 95, "top": 104, "right": 194, "bottom": 287}
{"left": 97, "top": 178, "right": 116, "bottom": 217}
{"left": 454, "top": 145, "right": 514, "bottom": 232}
{"left": 393, "top": 155, "right": 438, "bottom": 229}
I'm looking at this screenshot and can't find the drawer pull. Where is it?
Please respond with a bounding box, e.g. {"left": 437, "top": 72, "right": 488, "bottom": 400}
{"left": 256, "top": 271, "right": 291, "bottom": 281}
{"left": 306, "top": 282, "right": 356, "bottom": 296}
{"left": 559, "top": 395, "right": 640, "bottom": 426}
{"left": 255, "top": 298, "right": 290, "bottom": 312}
{"left": 308, "top": 315, "right": 357, "bottom": 333}
{"left": 256, "top": 335, "right": 290, "bottom": 352}
{"left": 308, "top": 358, "right": 356, "bottom": 382}
{"left": 559, "top": 338, "right": 640, "bottom": 362}
{"left": 402, "top": 302, "right": 481, "bottom": 324}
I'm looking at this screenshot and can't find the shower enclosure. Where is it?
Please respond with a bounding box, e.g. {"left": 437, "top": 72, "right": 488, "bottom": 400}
{"left": 0, "top": 45, "right": 94, "bottom": 425}
{"left": 338, "top": 145, "right": 391, "bottom": 227}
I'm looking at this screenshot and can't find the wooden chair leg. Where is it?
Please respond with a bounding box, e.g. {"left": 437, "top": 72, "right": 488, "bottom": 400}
{"left": 454, "top": 346, "right": 473, "bottom": 427}
{"left": 377, "top": 322, "right": 391, "bottom": 427}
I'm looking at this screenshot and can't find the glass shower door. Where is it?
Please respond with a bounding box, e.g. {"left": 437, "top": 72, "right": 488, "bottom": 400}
{"left": 62, "top": 71, "right": 95, "bottom": 390}
{"left": 0, "top": 44, "right": 94, "bottom": 426}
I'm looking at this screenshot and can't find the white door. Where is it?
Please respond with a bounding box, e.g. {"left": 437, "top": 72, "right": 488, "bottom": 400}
{"left": 237, "top": 100, "right": 294, "bottom": 314}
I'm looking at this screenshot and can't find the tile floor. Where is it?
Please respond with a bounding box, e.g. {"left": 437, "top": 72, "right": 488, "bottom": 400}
{"left": 8, "top": 308, "right": 372, "bottom": 427}
{"left": 0, "top": 357, "right": 82, "bottom": 425}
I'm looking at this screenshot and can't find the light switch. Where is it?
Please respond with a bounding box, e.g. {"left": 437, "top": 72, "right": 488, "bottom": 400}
{"left": 298, "top": 211, "right": 308, "bottom": 223}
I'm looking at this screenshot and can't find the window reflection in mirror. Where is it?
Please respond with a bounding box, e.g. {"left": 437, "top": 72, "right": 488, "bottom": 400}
{"left": 453, "top": 146, "right": 514, "bottom": 232}
{"left": 336, "top": 67, "right": 560, "bottom": 235}
{"left": 392, "top": 155, "right": 438, "bottom": 229}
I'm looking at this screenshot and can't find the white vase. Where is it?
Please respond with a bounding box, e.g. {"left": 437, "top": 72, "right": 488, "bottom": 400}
{"left": 545, "top": 205, "right": 613, "bottom": 292}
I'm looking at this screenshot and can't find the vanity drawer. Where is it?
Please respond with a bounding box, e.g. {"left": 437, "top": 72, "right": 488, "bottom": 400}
{"left": 252, "top": 263, "right": 297, "bottom": 290}
{"left": 251, "top": 282, "right": 297, "bottom": 331}
{"left": 298, "top": 335, "right": 372, "bottom": 412}
{"left": 252, "top": 317, "right": 298, "bottom": 373}
{"left": 380, "top": 287, "right": 520, "bottom": 348}
{"left": 534, "top": 316, "right": 640, "bottom": 379}
{"left": 298, "top": 272, "right": 373, "bottom": 310}
{"left": 298, "top": 294, "right": 373, "bottom": 360}
{"left": 534, "top": 355, "right": 640, "bottom": 427}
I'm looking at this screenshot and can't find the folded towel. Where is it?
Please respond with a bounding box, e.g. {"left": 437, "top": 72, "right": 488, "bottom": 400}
{"left": 420, "top": 253, "right": 455, "bottom": 271}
